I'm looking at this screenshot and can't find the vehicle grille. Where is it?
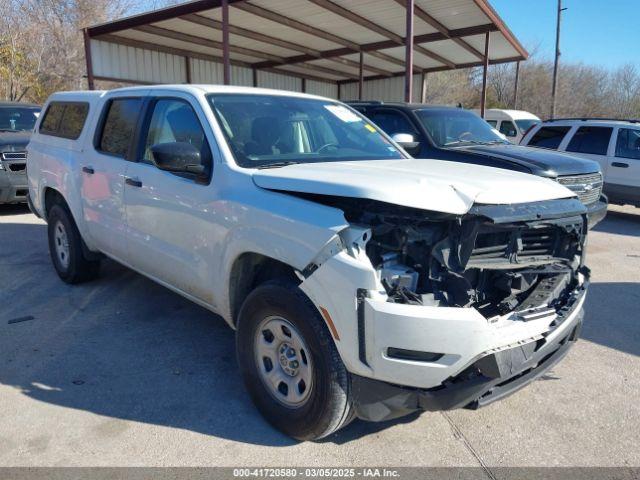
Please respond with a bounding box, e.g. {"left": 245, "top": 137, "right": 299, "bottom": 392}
{"left": 556, "top": 173, "right": 602, "bottom": 205}
{"left": 2, "top": 151, "right": 27, "bottom": 161}
{"left": 468, "top": 226, "right": 560, "bottom": 265}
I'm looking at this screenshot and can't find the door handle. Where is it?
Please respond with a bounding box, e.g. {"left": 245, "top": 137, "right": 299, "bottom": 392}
{"left": 612, "top": 162, "right": 629, "bottom": 168}
{"left": 82, "top": 166, "right": 95, "bottom": 174}
{"left": 125, "top": 177, "right": 142, "bottom": 188}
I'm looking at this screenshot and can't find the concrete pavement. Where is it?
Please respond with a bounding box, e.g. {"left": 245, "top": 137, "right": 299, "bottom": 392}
{"left": 0, "top": 204, "right": 638, "bottom": 467}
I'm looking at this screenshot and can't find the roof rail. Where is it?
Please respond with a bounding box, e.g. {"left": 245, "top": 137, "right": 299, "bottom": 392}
{"left": 544, "top": 117, "right": 640, "bottom": 123}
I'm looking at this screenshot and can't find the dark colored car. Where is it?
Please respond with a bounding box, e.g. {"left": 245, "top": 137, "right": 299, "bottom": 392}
{"left": 347, "top": 102, "right": 607, "bottom": 227}
{"left": 0, "top": 102, "right": 41, "bottom": 204}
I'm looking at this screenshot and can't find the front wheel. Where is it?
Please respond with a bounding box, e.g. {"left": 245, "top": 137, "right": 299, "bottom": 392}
{"left": 236, "top": 280, "right": 353, "bottom": 441}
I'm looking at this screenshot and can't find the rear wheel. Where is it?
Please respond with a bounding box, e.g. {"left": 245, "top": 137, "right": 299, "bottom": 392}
{"left": 236, "top": 280, "right": 353, "bottom": 441}
{"left": 47, "top": 203, "right": 100, "bottom": 284}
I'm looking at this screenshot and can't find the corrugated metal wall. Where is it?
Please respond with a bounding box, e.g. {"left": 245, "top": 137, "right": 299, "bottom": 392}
{"left": 339, "top": 75, "right": 422, "bottom": 102}
{"left": 91, "top": 40, "right": 187, "bottom": 84}
{"left": 306, "top": 80, "right": 339, "bottom": 98}
{"left": 190, "top": 59, "right": 254, "bottom": 86}
{"left": 90, "top": 39, "right": 355, "bottom": 101}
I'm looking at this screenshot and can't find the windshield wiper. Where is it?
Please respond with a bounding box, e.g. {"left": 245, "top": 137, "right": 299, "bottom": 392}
{"left": 255, "top": 161, "right": 300, "bottom": 169}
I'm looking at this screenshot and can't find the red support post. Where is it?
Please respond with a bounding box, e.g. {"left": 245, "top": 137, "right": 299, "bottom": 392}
{"left": 185, "top": 56, "right": 192, "bottom": 84}
{"left": 480, "top": 31, "right": 490, "bottom": 118}
{"left": 358, "top": 51, "right": 364, "bottom": 100}
{"left": 404, "top": 0, "right": 414, "bottom": 102}
{"left": 513, "top": 60, "right": 520, "bottom": 109}
{"left": 222, "top": 0, "right": 231, "bottom": 85}
{"left": 83, "top": 28, "right": 95, "bottom": 90}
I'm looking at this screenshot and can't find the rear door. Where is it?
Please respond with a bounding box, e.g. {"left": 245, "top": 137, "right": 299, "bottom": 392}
{"left": 563, "top": 125, "right": 614, "bottom": 175}
{"left": 607, "top": 127, "right": 640, "bottom": 197}
{"left": 123, "top": 92, "right": 217, "bottom": 304}
{"left": 80, "top": 94, "right": 146, "bottom": 261}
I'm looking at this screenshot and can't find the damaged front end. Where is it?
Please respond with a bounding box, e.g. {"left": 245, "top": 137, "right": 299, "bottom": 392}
{"left": 335, "top": 196, "right": 588, "bottom": 319}
{"left": 295, "top": 193, "right": 590, "bottom": 420}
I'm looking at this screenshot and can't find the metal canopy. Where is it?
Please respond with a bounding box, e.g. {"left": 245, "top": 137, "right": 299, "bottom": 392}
{"left": 84, "top": 0, "right": 527, "bottom": 106}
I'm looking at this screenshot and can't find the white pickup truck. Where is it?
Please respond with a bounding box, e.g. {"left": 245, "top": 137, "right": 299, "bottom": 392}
{"left": 27, "top": 85, "right": 590, "bottom": 440}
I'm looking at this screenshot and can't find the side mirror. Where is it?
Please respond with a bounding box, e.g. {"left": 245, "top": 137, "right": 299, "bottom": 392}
{"left": 150, "top": 142, "right": 206, "bottom": 176}
{"left": 391, "top": 133, "right": 421, "bottom": 155}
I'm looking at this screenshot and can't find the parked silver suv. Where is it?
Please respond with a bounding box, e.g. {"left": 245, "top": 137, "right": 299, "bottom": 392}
{"left": 521, "top": 118, "right": 640, "bottom": 208}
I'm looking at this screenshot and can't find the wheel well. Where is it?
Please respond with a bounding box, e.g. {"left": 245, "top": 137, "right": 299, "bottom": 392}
{"left": 43, "top": 188, "right": 68, "bottom": 220}
{"left": 229, "top": 253, "right": 300, "bottom": 325}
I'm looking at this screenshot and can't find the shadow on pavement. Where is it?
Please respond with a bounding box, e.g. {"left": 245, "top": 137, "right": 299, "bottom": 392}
{"left": 593, "top": 208, "right": 640, "bottom": 237}
{"left": 0, "top": 220, "right": 638, "bottom": 448}
{"left": 0, "top": 204, "right": 31, "bottom": 216}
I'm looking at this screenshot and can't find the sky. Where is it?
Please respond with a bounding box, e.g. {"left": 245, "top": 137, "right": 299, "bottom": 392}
{"left": 491, "top": 0, "right": 640, "bottom": 69}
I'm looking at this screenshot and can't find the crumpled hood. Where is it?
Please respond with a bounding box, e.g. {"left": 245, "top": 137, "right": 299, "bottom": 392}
{"left": 458, "top": 143, "right": 601, "bottom": 177}
{"left": 0, "top": 131, "right": 31, "bottom": 150}
{"left": 252, "top": 159, "right": 576, "bottom": 215}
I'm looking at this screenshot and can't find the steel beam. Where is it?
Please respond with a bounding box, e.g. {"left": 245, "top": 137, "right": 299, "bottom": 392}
{"left": 222, "top": 0, "right": 231, "bottom": 85}
{"left": 83, "top": 29, "right": 95, "bottom": 90}
{"left": 405, "top": 0, "right": 414, "bottom": 103}
{"left": 480, "top": 32, "right": 490, "bottom": 118}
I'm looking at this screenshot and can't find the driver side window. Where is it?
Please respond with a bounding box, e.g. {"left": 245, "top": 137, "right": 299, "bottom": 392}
{"left": 369, "top": 110, "right": 417, "bottom": 137}
{"left": 143, "top": 98, "right": 212, "bottom": 175}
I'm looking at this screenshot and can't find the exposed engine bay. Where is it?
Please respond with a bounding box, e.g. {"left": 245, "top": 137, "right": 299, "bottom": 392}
{"left": 296, "top": 193, "right": 588, "bottom": 319}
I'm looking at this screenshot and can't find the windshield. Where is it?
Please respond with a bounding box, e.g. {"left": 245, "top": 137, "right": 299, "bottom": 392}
{"left": 0, "top": 106, "right": 40, "bottom": 132}
{"left": 207, "top": 94, "right": 404, "bottom": 168}
{"left": 415, "top": 108, "right": 508, "bottom": 147}
{"left": 515, "top": 119, "right": 540, "bottom": 133}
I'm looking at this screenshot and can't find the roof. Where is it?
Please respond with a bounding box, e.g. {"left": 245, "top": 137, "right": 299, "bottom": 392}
{"left": 542, "top": 118, "right": 640, "bottom": 126}
{"left": 484, "top": 109, "right": 540, "bottom": 119}
{"left": 85, "top": 0, "right": 528, "bottom": 85}
{"left": 346, "top": 101, "right": 460, "bottom": 110}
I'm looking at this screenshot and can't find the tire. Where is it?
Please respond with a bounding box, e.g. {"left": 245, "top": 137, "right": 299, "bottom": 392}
{"left": 236, "top": 280, "right": 353, "bottom": 441}
{"left": 47, "top": 203, "right": 100, "bottom": 284}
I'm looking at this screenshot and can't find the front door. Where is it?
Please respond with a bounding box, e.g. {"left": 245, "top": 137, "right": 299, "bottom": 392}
{"left": 123, "top": 94, "right": 217, "bottom": 305}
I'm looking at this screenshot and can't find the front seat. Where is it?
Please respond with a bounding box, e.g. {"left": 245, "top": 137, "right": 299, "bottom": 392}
{"left": 245, "top": 116, "right": 282, "bottom": 156}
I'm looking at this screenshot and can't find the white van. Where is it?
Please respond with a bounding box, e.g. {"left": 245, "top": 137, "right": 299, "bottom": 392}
{"left": 476, "top": 109, "right": 541, "bottom": 144}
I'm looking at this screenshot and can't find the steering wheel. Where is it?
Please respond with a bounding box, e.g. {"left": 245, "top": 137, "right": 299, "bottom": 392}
{"left": 458, "top": 132, "right": 474, "bottom": 141}
{"left": 316, "top": 143, "right": 339, "bottom": 153}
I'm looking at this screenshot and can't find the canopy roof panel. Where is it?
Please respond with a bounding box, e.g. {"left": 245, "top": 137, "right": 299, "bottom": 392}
{"left": 86, "top": 0, "right": 527, "bottom": 85}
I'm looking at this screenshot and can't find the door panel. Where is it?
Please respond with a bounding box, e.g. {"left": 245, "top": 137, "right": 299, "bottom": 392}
{"left": 608, "top": 127, "right": 640, "bottom": 189}
{"left": 80, "top": 96, "right": 144, "bottom": 260}
{"left": 124, "top": 96, "right": 217, "bottom": 305}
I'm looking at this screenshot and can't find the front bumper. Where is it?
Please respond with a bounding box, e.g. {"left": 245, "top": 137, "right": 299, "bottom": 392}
{"left": 0, "top": 160, "right": 28, "bottom": 204}
{"left": 585, "top": 196, "right": 607, "bottom": 229}
{"left": 352, "top": 282, "right": 587, "bottom": 422}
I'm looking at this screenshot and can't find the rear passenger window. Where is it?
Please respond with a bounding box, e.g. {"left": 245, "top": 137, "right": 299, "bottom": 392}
{"left": 615, "top": 128, "right": 640, "bottom": 160}
{"left": 98, "top": 98, "right": 143, "bottom": 158}
{"left": 528, "top": 126, "right": 571, "bottom": 149}
{"left": 499, "top": 121, "right": 517, "bottom": 137}
{"left": 567, "top": 126, "right": 613, "bottom": 156}
{"left": 40, "top": 102, "right": 89, "bottom": 139}
{"left": 486, "top": 120, "right": 497, "bottom": 128}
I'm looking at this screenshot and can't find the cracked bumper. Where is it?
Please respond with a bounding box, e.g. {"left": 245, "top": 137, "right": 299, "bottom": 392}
{"left": 351, "top": 283, "right": 587, "bottom": 422}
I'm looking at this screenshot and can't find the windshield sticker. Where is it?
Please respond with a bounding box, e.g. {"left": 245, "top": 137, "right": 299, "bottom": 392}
{"left": 364, "top": 124, "right": 376, "bottom": 132}
{"left": 324, "top": 105, "right": 362, "bottom": 123}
